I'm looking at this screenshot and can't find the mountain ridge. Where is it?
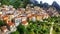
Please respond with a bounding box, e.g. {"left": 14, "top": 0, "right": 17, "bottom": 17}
{"left": 30, "top": 0, "right": 60, "bottom": 10}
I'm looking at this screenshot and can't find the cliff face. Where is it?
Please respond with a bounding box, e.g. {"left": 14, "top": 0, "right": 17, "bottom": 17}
{"left": 30, "top": 0, "right": 60, "bottom": 10}
{"left": 52, "top": 1, "right": 60, "bottom": 10}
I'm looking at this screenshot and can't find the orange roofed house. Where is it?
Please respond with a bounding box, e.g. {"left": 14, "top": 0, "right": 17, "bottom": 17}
{"left": 22, "top": 21, "right": 28, "bottom": 26}
{"left": 1, "top": 26, "right": 10, "bottom": 34}
{"left": 42, "top": 13, "right": 50, "bottom": 19}
{"left": 3, "top": 14, "right": 14, "bottom": 22}
{"left": 27, "top": 14, "right": 37, "bottom": 22}
{"left": 3, "top": 16, "right": 8, "bottom": 21}
{"left": 21, "top": 16, "right": 27, "bottom": 22}
{"left": 27, "top": 13, "right": 33, "bottom": 21}
{"left": 7, "top": 21, "right": 16, "bottom": 32}
{"left": 36, "top": 14, "right": 43, "bottom": 21}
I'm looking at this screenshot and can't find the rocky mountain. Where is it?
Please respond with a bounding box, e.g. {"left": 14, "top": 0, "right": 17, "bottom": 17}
{"left": 30, "top": 0, "right": 60, "bottom": 11}
{"left": 52, "top": 1, "right": 60, "bottom": 10}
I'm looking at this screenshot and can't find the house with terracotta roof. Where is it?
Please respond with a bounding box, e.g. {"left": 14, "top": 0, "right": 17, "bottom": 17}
{"left": 3, "top": 14, "right": 14, "bottom": 22}
{"left": 52, "top": 11, "right": 59, "bottom": 17}
{"left": 42, "top": 13, "right": 50, "bottom": 19}
{"left": 1, "top": 8, "right": 8, "bottom": 16}
{"left": 27, "top": 13, "right": 36, "bottom": 22}
{"left": 27, "top": 13, "right": 32, "bottom": 21}
{"left": 21, "top": 16, "right": 27, "bottom": 22}
{"left": 1, "top": 26, "right": 10, "bottom": 34}
{"left": 22, "top": 21, "right": 28, "bottom": 26}
{"left": 36, "top": 14, "right": 43, "bottom": 21}
{"left": 7, "top": 21, "right": 16, "bottom": 32}
{"left": 3, "top": 16, "right": 8, "bottom": 21}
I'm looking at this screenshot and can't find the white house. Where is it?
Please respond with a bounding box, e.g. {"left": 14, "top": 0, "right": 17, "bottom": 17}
{"left": 14, "top": 16, "right": 22, "bottom": 26}
{"left": 31, "top": 14, "right": 36, "bottom": 22}
{"left": 21, "top": 16, "right": 27, "bottom": 22}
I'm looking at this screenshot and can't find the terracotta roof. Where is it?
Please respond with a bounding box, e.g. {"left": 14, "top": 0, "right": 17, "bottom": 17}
{"left": 32, "top": 14, "right": 35, "bottom": 16}
{"left": 1, "top": 26, "right": 7, "bottom": 31}
{"left": 22, "top": 21, "right": 28, "bottom": 24}
{"left": 3, "top": 16, "right": 8, "bottom": 18}
{"left": 3, "top": 16, "right": 8, "bottom": 20}
{"left": 7, "top": 21, "right": 14, "bottom": 26}
{"left": 27, "top": 14, "right": 33, "bottom": 18}
{"left": 0, "top": 14, "right": 2, "bottom": 16}
{"left": 28, "top": 15, "right": 33, "bottom": 18}
{"left": 16, "top": 16, "right": 26, "bottom": 18}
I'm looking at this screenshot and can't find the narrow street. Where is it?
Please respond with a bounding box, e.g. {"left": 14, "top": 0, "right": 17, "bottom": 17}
{"left": 50, "top": 22, "right": 54, "bottom": 34}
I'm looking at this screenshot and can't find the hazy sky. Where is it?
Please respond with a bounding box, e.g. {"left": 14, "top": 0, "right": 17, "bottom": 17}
{"left": 36, "top": 0, "right": 60, "bottom": 5}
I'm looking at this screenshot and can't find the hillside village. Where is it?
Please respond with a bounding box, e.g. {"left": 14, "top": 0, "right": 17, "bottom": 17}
{"left": 0, "top": 4, "right": 60, "bottom": 34}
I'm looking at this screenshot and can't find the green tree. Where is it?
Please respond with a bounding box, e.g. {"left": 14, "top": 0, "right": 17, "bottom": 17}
{"left": 17, "top": 24, "right": 26, "bottom": 34}
{"left": 0, "top": 20, "right": 6, "bottom": 27}
{"left": 0, "top": 0, "right": 30, "bottom": 8}
{"left": 11, "top": 30, "right": 20, "bottom": 34}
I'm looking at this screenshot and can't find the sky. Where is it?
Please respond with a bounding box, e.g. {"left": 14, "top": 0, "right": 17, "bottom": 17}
{"left": 36, "top": 0, "right": 60, "bottom": 5}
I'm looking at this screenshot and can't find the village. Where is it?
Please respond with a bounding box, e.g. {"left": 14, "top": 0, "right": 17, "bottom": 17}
{"left": 0, "top": 4, "right": 59, "bottom": 34}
